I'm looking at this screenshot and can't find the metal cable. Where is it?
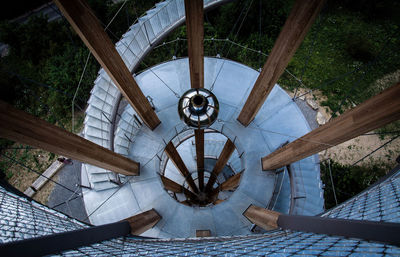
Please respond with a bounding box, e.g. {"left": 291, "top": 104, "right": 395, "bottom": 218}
{"left": 71, "top": 0, "right": 129, "bottom": 132}
{"left": 210, "top": 0, "right": 254, "bottom": 91}
{"left": 327, "top": 159, "right": 338, "bottom": 205}
{"left": 351, "top": 135, "right": 400, "bottom": 166}
{"left": 293, "top": 5, "right": 326, "bottom": 99}
{"left": 221, "top": 119, "right": 336, "bottom": 148}
{"left": 72, "top": 52, "right": 91, "bottom": 133}
{"left": 110, "top": 28, "right": 181, "bottom": 98}
{"left": 0, "top": 153, "right": 80, "bottom": 196}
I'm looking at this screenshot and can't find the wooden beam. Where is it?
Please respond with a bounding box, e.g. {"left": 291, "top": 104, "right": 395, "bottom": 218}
{"left": 160, "top": 175, "right": 197, "bottom": 200}
{"left": 180, "top": 200, "right": 192, "bottom": 206}
{"left": 262, "top": 83, "right": 400, "bottom": 170}
{"left": 24, "top": 159, "right": 64, "bottom": 197}
{"left": 54, "top": 0, "right": 160, "bottom": 130}
{"left": 205, "top": 139, "right": 235, "bottom": 193}
{"left": 165, "top": 142, "right": 199, "bottom": 193}
{"left": 195, "top": 129, "right": 205, "bottom": 191}
{"left": 196, "top": 230, "right": 211, "bottom": 237}
{"left": 185, "top": 0, "right": 204, "bottom": 89}
{"left": 160, "top": 175, "right": 182, "bottom": 193}
{"left": 210, "top": 171, "right": 243, "bottom": 199}
{"left": 125, "top": 209, "right": 161, "bottom": 235}
{"left": 0, "top": 101, "right": 139, "bottom": 176}
{"left": 237, "top": 0, "right": 325, "bottom": 126}
{"left": 221, "top": 171, "right": 242, "bottom": 191}
{"left": 213, "top": 199, "right": 224, "bottom": 205}
{"left": 243, "top": 205, "right": 280, "bottom": 230}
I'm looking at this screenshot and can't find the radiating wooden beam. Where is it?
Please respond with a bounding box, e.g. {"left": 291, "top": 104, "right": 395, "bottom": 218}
{"left": 243, "top": 205, "right": 280, "bottom": 230}
{"left": 185, "top": 0, "right": 204, "bottom": 89}
{"left": 210, "top": 171, "right": 243, "bottom": 198}
{"left": 125, "top": 209, "right": 161, "bottom": 235}
{"left": 205, "top": 139, "right": 235, "bottom": 193}
{"left": 213, "top": 199, "right": 224, "bottom": 205}
{"left": 180, "top": 200, "right": 192, "bottom": 206}
{"left": 244, "top": 205, "right": 400, "bottom": 246}
{"left": 0, "top": 101, "right": 139, "bottom": 176}
{"left": 237, "top": 0, "right": 325, "bottom": 126}
{"left": 54, "top": 0, "right": 160, "bottom": 130}
{"left": 160, "top": 175, "right": 182, "bottom": 193}
{"left": 220, "top": 171, "right": 242, "bottom": 191}
{"left": 262, "top": 83, "right": 400, "bottom": 170}
{"left": 165, "top": 142, "right": 199, "bottom": 193}
{"left": 160, "top": 175, "right": 197, "bottom": 200}
{"left": 195, "top": 129, "right": 205, "bottom": 191}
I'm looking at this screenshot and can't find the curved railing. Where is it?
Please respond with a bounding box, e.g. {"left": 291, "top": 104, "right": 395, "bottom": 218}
{"left": 82, "top": 0, "right": 231, "bottom": 190}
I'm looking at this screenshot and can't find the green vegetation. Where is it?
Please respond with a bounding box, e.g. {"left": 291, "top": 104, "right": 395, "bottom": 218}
{"left": 320, "top": 160, "right": 387, "bottom": 209}
{"left": 143, "top": 0, "right": 400, "bottom": 117}
{"left": 0, "top": 0, "right": 157, "bottom": 182}
{"left": 0, "top": 0, "right": 398, "bottom": 206}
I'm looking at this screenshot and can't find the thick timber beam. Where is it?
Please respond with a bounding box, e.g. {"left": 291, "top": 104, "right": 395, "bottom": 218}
{"left": 165, "top": 142, "right": 199, "bottom": 193}
{"left": 243, "top": 205, "right": 280, "bottom": 230}
{"left": 0, "top": 101, "right": 138, "bottom": 176}
{"left": 185, "top": 0, "right": 204, "bottom": 89}
{"left": 244, "top": 205, "right": 400, "bottom": 246}
{"left": 0, "top": 209, "right": 161, "bottom": 256}
{"left": 213, "top": 199, "right": 224, "bottom": 205}
{"left": 195, "top": 129, "right": 205, "bottom": 191}
{"left": 125, "top": 209, "right": 162, "bottom": 235}
{"left": 262, "top": 83, "right": 400, "bottom": 170}
{"left": 210, "top": 171, "right": 243, "bottom": 198}
{"left": 205, "top": 139, "right": 235, "bottom": 193}
{"left": 237, "top": 0, "right": 325, "bottom": 126}
{"left": 54, "top": 0, "right": 160, "bottom": 130}
{"left": 196, "top": 230, "right": 211, "bottom": 237}
{"left": 160, "top": 175, "right": 197, "bottom": 200}
{"left": 220, "top": 171, "right": 242, "bottom": 191}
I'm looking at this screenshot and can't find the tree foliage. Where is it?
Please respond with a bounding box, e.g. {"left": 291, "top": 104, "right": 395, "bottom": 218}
{"left": 321, "top": 160, "right": 387, "bottom": 210}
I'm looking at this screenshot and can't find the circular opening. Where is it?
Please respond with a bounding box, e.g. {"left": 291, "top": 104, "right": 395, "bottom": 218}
{"left": 160, "top": 130, "right": 243, "bottom": 207}
{"left": 192, "top": 94, "right": 205, "bottom": 107}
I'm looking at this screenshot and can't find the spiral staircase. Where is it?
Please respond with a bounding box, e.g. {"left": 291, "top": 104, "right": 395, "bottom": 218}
{"left": 0, "top": 0, "right": 400, "bottom": 255}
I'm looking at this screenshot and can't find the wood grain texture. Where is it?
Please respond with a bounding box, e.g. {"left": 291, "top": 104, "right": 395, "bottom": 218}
{"left": 237, "top": 0, "right": 325, "bottom": 126}
{"left": 54, "top": 0, "right": 160, "bottom": 130}
{"left": 220, "top": 171, "right": 242, "bottom": 191}
{"left": 0, "top": 101, "right": 139, "bottom": 176}
{"left": 243, "top": 205, "right": 280, "bottom": 230}
{"left": 160, "top": 175, "right": 197, "bottom": 200}
{"left": 195, "top": 129, "right": 205, "bottom": 191}
{"left": 196, "top": 230, "right": 211, "bottom": 237}
{"left": 125, "top": 209, "right": 161, "bottom": 235}
{"left": 209, "top": 171, "right": 242, "bottom": 199}
{"left": 165, "top": 142, "right": 199, "bottom": 193}
{"left": 262, "top": 83, "right": 400, "bottom": 170}
{"left": 24, "top": 160, "right": 64, "bottom": 197}
{"left": 185, "top": 0, "right": 204, "bottom": 89}
{"left": 205, "top": 139, "right": 235, "bottom": 193}
{"left": 213, "top": 199, "right": 224, "bottom": 205}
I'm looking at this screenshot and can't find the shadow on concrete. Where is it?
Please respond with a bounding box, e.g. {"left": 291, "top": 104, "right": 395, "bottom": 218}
{"left": 47, "top": 160, "right": 88, "bottom": 223}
